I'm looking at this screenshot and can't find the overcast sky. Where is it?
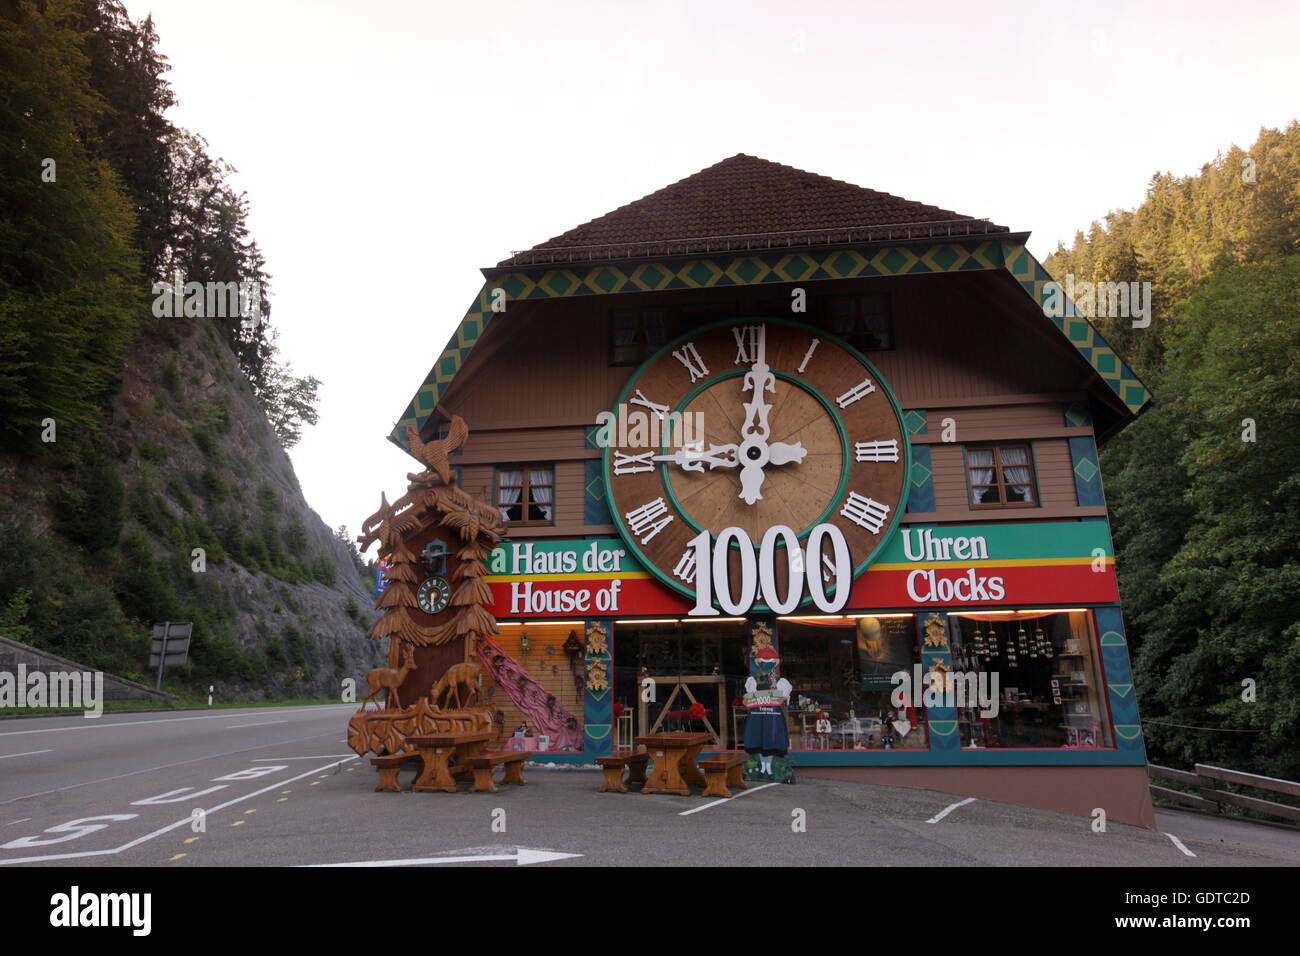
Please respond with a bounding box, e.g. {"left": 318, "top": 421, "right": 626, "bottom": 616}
{"left": 120, "top": 0, "right": 1299, "bottom": 548}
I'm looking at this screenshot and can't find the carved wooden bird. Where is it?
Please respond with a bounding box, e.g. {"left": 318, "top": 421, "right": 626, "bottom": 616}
{"left": 405, "top": 415, "right": 468, "bottom": 487}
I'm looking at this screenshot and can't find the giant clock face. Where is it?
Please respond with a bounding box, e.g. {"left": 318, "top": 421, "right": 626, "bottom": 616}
{"left": 604, "top": 317, "right": 910, "bottom": 611}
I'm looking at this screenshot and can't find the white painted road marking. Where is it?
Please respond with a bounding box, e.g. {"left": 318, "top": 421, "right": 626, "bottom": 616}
{"left": 0, "top": 705, "right": 349, "bottom": 737}
{"left": 4, "top": 819, "right": 32, "bottom": 826}
{"left": 926, "top": 797, "right": 977, "bottom": 823}
{"left": 306, "top": 847, "right": 582, "bottom": 867}
{"left": 1162, "top": 831, "right": 1196, "bottom": 857}
{"left": 0, "top": 729, "right": 345, "bottom": 805}
{"left": 252, "top": 755, "right": 354, "bottom": 761}
{"left": 678, "top": 782, "right": 780, "bottom": 815}
{"left": 0, "top": 750, "right": 52, "bottom": 760}
{"left": 0, "top": 755, "right": 359, "bottom": 865}
{"left": 226, "top": 720, "right": 288, "bottom": 729}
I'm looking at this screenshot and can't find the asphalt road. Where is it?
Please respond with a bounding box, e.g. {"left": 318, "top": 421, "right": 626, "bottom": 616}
{"left": 1, "top": 704, "right": 1297, "bottom": 867}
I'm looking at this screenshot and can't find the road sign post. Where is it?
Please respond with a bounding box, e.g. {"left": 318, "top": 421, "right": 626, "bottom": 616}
{"left": 150, "top": 622, "right": 193, "bottom": 691}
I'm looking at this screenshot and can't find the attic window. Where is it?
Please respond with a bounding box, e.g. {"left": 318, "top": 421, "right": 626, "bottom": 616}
{"left": 610, "top": 309, "right": 668, "bottom": 365}
{"left": 820, "top": 293, "right": 893, "bottom": 350}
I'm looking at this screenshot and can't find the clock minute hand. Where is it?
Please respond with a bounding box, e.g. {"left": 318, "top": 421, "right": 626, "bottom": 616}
{"left": 653, "top": 442, "right": 739, "bottom": 473}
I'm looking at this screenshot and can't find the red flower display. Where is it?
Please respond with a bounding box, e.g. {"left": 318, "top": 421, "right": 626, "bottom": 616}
{"left": 687, "top": 701, "right": 707, "bottom": 720}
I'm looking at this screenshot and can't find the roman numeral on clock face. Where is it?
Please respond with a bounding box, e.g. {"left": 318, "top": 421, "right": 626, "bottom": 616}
{"left": 732, "top": 325, "right": 762, "bottom": 364}
{"left": 625, "top": 497, "right": 674, "bottom": 544}
{"left": 629, "top": 388, "right": 668, "bottom": 419}
{"left": 672, "top": 547, "right": 697, "bottom": 584}
{"left": 836, "top": 378, "right": 876, "bottom": 408}
{"left": 840, "top": 491, "right": 890, "bottom": 534}
{"left": 855, "top": 439, "right": 900, "bottom": 462}
{"left": 797, "top": 338, "right": 820, "bottom": 373}
{"left": 672, "top": 342, "right": 709, "bottom": 382}
{"left": 613, "top": 451, "right": 655, "bottom": 475}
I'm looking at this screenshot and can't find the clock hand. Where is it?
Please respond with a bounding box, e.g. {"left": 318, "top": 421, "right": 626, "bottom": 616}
{"left": 767, "top": 441, "right": 807, "bottom": 467}
{"left": 653, "top": 442, "right": 739, "bottom": 472}
{"left": 733, "top": 325, "right": 805, "bottom": 505}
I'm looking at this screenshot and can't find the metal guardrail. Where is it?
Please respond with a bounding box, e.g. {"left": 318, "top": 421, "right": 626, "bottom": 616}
{"left": 1149, "top": 763, "right": 1300, "bottom": 824}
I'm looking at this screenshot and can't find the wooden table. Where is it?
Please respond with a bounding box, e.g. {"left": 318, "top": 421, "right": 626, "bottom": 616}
{"left": 407, "top": 731, "right": 493, "bottom": 793}
{"left": 635, "top": 732, "right": 712, "bottom": 796}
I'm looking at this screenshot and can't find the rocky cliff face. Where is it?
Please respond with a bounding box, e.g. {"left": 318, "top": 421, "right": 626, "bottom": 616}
{"left": 93, "top": 317, "right": 384, "bottom": 700}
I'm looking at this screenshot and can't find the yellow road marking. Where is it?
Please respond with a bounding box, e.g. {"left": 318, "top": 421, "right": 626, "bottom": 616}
{"left": 277, "top": 797, "right": 288, "bottom": 802}
{"left": 169, "top": 853, "right": 186, "bottom": 861}
{"left": 184, "top": 837, "right": 200, "bottom": 844}
{"left": 230, "top": 820, "right": 245, "bottom": 827}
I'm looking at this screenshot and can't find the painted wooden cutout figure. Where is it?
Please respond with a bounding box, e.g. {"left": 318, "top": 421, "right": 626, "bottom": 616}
{"left": 431, "top": 661, "right": 484, "bottom": 710}
{"left": 363, "top": 643, "right": 416, "bottom": 711}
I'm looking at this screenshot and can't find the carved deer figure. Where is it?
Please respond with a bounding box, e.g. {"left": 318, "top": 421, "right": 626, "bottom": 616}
{"left": 362, "top": 644, "right": 416, "bottom": 711}
{"left": 430, "top": 661, "right": 484, "bottom": 711}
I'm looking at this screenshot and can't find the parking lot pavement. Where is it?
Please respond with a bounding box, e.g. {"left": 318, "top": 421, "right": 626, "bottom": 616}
{"left": 17, "top": 767, "right": 1294, "bottom": 868}
{"left": 5, "top": 706, "right": 1296, "bottom": 868}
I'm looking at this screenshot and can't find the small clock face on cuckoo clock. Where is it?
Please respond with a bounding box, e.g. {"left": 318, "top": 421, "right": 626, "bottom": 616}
{"left": 603, "top": 317, "right": 910, "bottom": 610}
{"left": 416, "top": 576, "right": 451, "bottom": 615}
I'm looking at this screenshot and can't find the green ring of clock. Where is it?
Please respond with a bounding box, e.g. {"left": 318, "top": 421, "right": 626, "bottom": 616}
{"left": 603, "top": 315, "right": 912, "bottom": 607}
{"left": 659, "top": 368, "right": 850, "bottom": 545}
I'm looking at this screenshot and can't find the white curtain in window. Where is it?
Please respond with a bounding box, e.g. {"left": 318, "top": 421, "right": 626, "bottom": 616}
{"left": 497, "top": 470, "right": 523, "bottom": 520}
{"left": 999, "top": 447, "right": 1034, "bottom": 503}
{"left": 529, "top": 468, "right": 553, "bottom": 521}
{"left": 968, "top": 449, "right": 996, "bottom": 503}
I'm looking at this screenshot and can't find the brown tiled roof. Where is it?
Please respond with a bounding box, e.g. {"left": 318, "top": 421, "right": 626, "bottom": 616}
{"left": 496, "top": 153, "right": 1009, "bottom": 268}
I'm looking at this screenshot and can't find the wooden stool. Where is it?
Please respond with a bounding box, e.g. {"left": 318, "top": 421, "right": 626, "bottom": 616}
{"left": 596, "top": 751, "right": 650, "bottom": 792}
{"left": 467, "top": 751, "right": 528, "bottom": 793}
{"left": 371, "top": 752, "right": 422, "bottom": 792}
{"left": 699, "top": 753, "right": 748, "bottom": 798}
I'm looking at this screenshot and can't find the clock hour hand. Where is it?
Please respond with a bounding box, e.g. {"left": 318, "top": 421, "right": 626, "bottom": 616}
{"left": 767, "top": 441, "right": 806, "bottom": 466}
{"left": 654, "top": 442, "right": 739, "bottom": 472}
{"left": 738, "top": 459, "right": 766, "bottom": 505}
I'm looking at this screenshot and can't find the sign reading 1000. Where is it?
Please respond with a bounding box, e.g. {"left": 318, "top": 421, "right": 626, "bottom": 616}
{"left": 687, "top": 523, "right": 851, "bottom": 616}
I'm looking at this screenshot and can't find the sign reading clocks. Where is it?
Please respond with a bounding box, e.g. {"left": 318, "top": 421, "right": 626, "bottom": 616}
{"left": 602, "top": 318, "right": 909, "bottom": 615}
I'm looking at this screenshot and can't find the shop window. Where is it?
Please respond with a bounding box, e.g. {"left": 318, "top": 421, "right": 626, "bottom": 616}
{"left": 777, "top": 615, "right": 927, "bottom": 751}
{"left": 948, "top": 611, "right": 1114, "bottom": 749}
{"left": 965, "top": 443, "right": 1037, "bottom": 508}
{"left": 821, "top": 293, "right": 893, "bottom": 350}
{"left": 610, "top": 309, "right": 668, "bottom": 365}
{"left": 496, "top": 466, "right": 555, "bottom": 525}
{"left": 611, "top": 619, "right": 749, "bottom": 751}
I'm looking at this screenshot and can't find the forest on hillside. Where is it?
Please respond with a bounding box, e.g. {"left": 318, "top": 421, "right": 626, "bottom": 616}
{"left": 0, "top": 0, "right": 379, "bottom": 697}
{"left": 1045, "top": 123, "right": 1300, "bottom": 778}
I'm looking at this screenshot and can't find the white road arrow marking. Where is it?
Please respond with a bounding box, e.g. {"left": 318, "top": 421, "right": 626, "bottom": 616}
{"left": 305, "top": 847, "right": 582, "bottom": 867}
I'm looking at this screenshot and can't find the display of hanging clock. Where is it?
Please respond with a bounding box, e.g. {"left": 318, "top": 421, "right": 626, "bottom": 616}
{"left": 416, "top": 575, "right": 451, "bottom": 614}
{"left": 603, "top": 317, "right": 910, "bottom": 614}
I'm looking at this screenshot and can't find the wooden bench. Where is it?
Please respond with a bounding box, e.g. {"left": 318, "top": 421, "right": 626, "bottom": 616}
{"left": 596, "top": 751, "right": 650, "bottom": 793}
{"left": 699, "top": 753, "right": 748, "bottom": 798}
{"left": 371, "top": 752, "right": 422, "bottom": 792}
{"left": 467, "top": 751, "right": 528, "bottom": 793}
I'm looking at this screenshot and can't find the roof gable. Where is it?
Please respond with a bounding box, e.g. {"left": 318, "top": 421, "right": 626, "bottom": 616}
{"left": 498, "top": 154, "right": 1009, "bottom": 268}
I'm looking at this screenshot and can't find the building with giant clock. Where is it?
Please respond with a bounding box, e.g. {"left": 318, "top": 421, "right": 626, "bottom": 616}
{"left": 386, "top": 154, "right": 1156, "bottom": 825}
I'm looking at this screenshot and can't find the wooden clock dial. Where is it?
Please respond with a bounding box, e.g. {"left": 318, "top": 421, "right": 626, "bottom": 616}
{"left": 604, "top": 317, "right": 909, "bottom": 609}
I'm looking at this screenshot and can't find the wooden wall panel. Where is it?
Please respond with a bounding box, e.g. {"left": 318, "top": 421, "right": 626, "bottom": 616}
{"left": 487, "top": 623, "right": 586, "bottom": 750}
{"left": 1031, "top": 439, "right": 1078, "bottom": 507}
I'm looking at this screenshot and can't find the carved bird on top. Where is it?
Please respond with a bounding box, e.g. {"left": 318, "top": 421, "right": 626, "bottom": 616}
{"left": 405, "top": 414, "right": 469, "bottom": 488}
{"left": 357, "top": 491, "right": 422, "bottom": 555}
